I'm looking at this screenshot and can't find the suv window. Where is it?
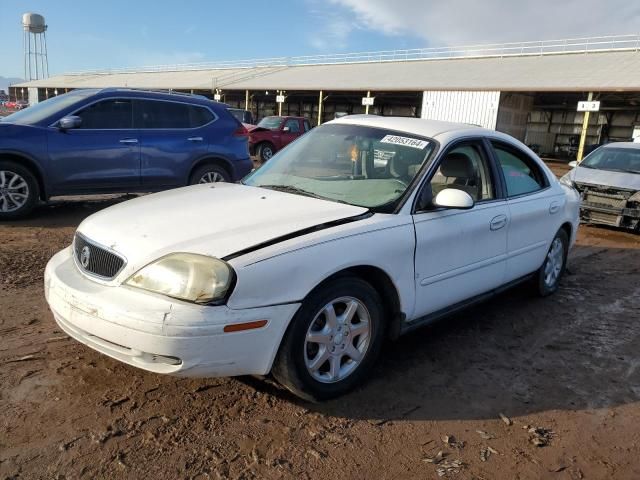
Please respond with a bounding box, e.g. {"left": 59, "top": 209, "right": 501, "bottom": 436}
{"left": 76, "top": 99, "right": 133, "bottom": 129}
{"left": 492, "top": 141, "right": 546, "bottom": 197}
{"left": 135, "top": 100, "right": 214, "bottom": 129}
{"left": 303, "top": 120, "right": 311, "bottom": 132}
{"left": 429, "top": 143, "right": 495, "bottom": 203}
{"left": 284, "top": 119, "right": 301, "bottom": 133}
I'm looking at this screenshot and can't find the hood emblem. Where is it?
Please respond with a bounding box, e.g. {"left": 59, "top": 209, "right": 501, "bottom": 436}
{"left": 80, "top": 246, "right": 91, "bottom": 268}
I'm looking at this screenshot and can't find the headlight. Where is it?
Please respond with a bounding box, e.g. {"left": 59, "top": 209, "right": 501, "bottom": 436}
{"left": 125, "top": 253, "right": 234, "bottom": 304}
{"left": 559, "top": 173, "right": 575, "bottom": 188}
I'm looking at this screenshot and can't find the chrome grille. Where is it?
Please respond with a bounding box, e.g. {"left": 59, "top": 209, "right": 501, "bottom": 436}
{"left": 73, "top": 234, "right": 126, "bottom": 280}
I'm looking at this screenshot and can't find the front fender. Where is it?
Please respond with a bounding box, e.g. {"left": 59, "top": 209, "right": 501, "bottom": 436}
{"left": 226, "top": 214, "right": 417, "bottom": 319}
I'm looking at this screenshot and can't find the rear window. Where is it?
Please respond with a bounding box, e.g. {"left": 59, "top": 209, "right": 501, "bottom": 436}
{"left": 492, "top": 141, "right": 547, "bottom": 197}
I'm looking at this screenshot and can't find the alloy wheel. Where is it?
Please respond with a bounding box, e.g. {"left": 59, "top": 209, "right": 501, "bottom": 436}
{"left": 544, "top": 237, "right": 564, "bottom": 287}
{"left": 199, "top": 171, "right": 224, "bottom": 183}
{"left": 303, "top": 296, "right": 371, "bottom": 384}
{"left": 0, "top": 170, "right": 30, "bottom": 213}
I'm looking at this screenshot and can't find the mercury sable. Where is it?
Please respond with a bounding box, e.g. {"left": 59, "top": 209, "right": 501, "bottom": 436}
{"left": 45, "top": 116, "right": 580, "bottom": 400}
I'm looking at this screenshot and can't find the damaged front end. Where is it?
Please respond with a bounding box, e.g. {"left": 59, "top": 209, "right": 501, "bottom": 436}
{"left": 575, "top": 182, "right": 640, "bottom": 231}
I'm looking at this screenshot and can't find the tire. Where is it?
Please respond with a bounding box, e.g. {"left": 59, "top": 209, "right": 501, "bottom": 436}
{"left": 189, "top": 163, "right": 230, "bottom": 185}
{"left": 0, "top": 161, "right": 39, "bottom": 220}
{"left": 272, "top": 276, "right": 385, "bottom": 401}
{"left": 535, "top": 229, "right": 569, "bottom": 297}
{"left": 257, "top": 142, "right": 276, "bottom": 163}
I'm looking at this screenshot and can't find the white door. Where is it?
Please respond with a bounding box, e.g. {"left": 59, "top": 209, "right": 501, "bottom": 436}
{"left": 412, "top": 141, "right": 509, "bottom": 318}
{"left": 489, "top": 140, "right": 564, "bottom": 281}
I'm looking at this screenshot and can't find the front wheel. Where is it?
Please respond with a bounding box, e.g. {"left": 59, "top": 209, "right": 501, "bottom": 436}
{"left": 257, "top": 143, "right": 275, "bottom": 163}
{"left": 272, "top": 276, "right": 385, "bottom": 401}
{"left": 0, "top": 161, "right": 39, "bottom": 220}
{"left": 535, "top": 229, "right": 569, "bottom": 296}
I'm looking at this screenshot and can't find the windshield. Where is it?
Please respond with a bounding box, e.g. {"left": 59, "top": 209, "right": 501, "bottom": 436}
{"left": 581, "top": 146, "right": 640, "bottom": 174}
{"left": 257, "top": 116, "right": 283, "bottom": 130}
{"left": 244, "top": 123, "right": 435, "bottom": 210}
{"left": 1, "top": 90, "right": 96, "bottom": 125}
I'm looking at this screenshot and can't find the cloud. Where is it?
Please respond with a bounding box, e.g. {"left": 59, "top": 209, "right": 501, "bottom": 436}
{"left": 306, "top": 1, "right": 357, "bottom": 50}
{"left": 329, "top": 0, "right": 640, "bottom": 45}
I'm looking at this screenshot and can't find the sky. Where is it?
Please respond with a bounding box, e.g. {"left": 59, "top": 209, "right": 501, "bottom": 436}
{"left": 1, "top": 0, "right": 640, "bottom": 79}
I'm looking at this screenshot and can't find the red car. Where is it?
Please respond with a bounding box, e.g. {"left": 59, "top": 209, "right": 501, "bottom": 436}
{"left": 248, "top": 116, "right": 311, "bottom": 162}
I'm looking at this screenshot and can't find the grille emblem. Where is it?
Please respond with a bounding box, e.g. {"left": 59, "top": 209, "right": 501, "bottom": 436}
{"left": 80, "top": 246, "right": 91, "bottom": 268}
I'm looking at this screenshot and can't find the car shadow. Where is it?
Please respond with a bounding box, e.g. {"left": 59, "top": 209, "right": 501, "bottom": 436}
{"left": 242, "top": 244, "right": 640, "bottom": 422}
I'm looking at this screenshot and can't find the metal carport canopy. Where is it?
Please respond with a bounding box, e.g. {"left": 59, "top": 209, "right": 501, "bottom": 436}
{"left": 14, "top": 50, "right": 640, "bottom": 92}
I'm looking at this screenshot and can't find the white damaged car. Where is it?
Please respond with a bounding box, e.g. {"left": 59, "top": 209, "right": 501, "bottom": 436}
{"left": 45, "top": 116, "right": 580, "bottom": 400}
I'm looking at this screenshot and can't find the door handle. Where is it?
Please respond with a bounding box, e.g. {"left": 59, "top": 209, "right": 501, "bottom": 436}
{"left": 490, "top": 214, "right": 508, "bottom": 231}
{"left": 549, "top": 201, "right": 560, "bottom": 214}
{"left": 187, "top": 136, "right": 203, "bottom": 142}
{"left": 119, "top": 138, "right": 138, "bottom": 144}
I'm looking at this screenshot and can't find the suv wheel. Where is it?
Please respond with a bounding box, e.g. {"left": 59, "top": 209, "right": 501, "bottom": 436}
{"left": 189, "top": 164, "right": 230, "bottom": 184}
{"left": 257, "top": 143, "right": 275, "bottom": 162}
{"left": 272, "top": 276, "right": 385, "bottom": 401}
{"left": 0, "top": 161, "right": 39, "bottom": 220}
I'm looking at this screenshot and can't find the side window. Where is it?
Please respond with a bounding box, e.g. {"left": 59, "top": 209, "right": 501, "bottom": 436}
{"left": 429, "top": 143, "right": 495, "bottom": 203}
{"left": 284, "top": 119, "right": 301, "bottom": 133}
{"left": 76, "top": 99, "right": 132, "bottom": 129}
{"left": 303, "top": 120, "right": 311, "bottom": 132}
{"left": 135, "top": 100, "right": 213, "bottom": 129}
{"left": 492, "top": 142, "right": 546, "bottom": 197}
{"left": 189, "top": 106, "right": 214, "bottom": 128}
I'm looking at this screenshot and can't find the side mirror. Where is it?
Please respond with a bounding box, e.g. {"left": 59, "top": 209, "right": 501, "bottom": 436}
{"left": 568, "top": 160, "right": 578, "bottom": 168}
{"left": 433, "top": 188, "right": 475, "bottom": 210}
{"left": 58, "top": 115, "right": 81, "bottom": 130}
{"left": 282, "top": 126, "right": 290, "bottom": 132}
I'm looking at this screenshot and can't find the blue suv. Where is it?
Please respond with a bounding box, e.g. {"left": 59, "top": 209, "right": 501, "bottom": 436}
{"left": 0, "top": 88, "right": 252, "bottom": 219}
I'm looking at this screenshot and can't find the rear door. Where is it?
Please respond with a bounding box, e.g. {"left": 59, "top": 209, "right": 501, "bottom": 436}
{"left": 134, "top": 99, "right": 215, "bottom": 188}
{"left": 47, "top": 98, "right": 140, "bottom": 192}
{"left": 489, "top": 140, "right": 564, "bottom": 281}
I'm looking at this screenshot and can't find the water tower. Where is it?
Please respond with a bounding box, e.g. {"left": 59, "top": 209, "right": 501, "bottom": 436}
{"left": 22, "top": 13, "right": 49, "bottom": 81}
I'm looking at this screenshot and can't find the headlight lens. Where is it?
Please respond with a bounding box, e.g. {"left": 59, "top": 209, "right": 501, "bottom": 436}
{"left": 559, "top": 172, "right": 575, "bottom": 188}
{"left": 125, "top": 253, "right": 233, "bottom": 304}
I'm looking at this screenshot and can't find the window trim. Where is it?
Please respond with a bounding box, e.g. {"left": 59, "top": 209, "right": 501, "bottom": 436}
{"left": 412, "top": 136, "right": 505, "bottom": 215}
{"left": 489, "top": 139, "right": 550, "bottom": 200}
{"left": 49, "top": 96, "right": 218, "bottom": 131}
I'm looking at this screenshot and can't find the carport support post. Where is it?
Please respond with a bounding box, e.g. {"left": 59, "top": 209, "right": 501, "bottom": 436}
{"left": 577, "top": 92, "right": 594, "bottom": 162}
{"left": 278, "top": 90, "right": 283, "bottom": 116}
{"left": 318, "top": 90, "right": 323, "bottom": 126}
{"left": 365, "top": 90, "right": 371, "bottom": 115}
{"left": 245, "top": 90, "right": 249, "bottom": 111}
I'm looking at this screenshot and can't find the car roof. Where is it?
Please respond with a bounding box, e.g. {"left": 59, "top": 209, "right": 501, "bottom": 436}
{"left": 95, "top": 88, "right": 216, "bottom": 106}
{"left": 328, "top": 115, "right": 491, "bottom": 139}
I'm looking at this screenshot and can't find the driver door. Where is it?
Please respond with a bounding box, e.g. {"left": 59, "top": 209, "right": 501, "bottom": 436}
{"left": 412, "top": 139, "right": 509, "bottom": 318}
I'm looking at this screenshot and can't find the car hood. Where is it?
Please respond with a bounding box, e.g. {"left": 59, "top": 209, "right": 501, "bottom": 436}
{"left": 572, "top": 166, "right": 640, "bottom": 191}
{"left": 77, "top": 183, "right": 368, "bottom": 279}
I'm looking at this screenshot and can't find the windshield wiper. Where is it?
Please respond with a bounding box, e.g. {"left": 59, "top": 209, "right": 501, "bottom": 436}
{"left": 258, "top": 184, "right": 329, "bottom": 200}
{"left": 258, "top": 184, "right": 353, "bottom": 205}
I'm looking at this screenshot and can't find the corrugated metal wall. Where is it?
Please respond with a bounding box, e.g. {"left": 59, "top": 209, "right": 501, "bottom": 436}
{"left": 421, "top": 91, "right": 500, "bottom": 129}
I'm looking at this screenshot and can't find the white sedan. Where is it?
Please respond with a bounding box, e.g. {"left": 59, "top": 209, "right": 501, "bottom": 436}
{"left": 45, "top": 116, "right": 580, "bottom": 400}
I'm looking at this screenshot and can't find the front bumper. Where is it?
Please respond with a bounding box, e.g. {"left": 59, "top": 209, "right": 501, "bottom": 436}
{"left": 44, "top": 248, "right": 300, "bottom": 377}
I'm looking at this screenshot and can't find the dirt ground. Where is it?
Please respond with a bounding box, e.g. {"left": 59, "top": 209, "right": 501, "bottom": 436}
{"left": 1, "top": 163, "right": 640, "bottom": 480}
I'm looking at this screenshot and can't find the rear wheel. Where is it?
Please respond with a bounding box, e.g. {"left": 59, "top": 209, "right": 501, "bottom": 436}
{"left": 189, "top": 164, "right": 230, "bottom": 184}
{"left": 272, "top": 276, "right": 385, "bottom": 401}
{"left": 0, "top": 161, "right": 39, "bottom": 220}
{"left": 535, "top": 229, "right": 569, "bottom": 296}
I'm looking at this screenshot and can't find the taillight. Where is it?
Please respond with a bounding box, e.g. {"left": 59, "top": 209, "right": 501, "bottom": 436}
{"left": 233, "top": 125, "right": 249, "bottom": 138}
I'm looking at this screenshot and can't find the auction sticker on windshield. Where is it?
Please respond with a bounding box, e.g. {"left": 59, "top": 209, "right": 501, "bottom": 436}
{"left": 380, "top": 135, "right": 429, "bottom": 150}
